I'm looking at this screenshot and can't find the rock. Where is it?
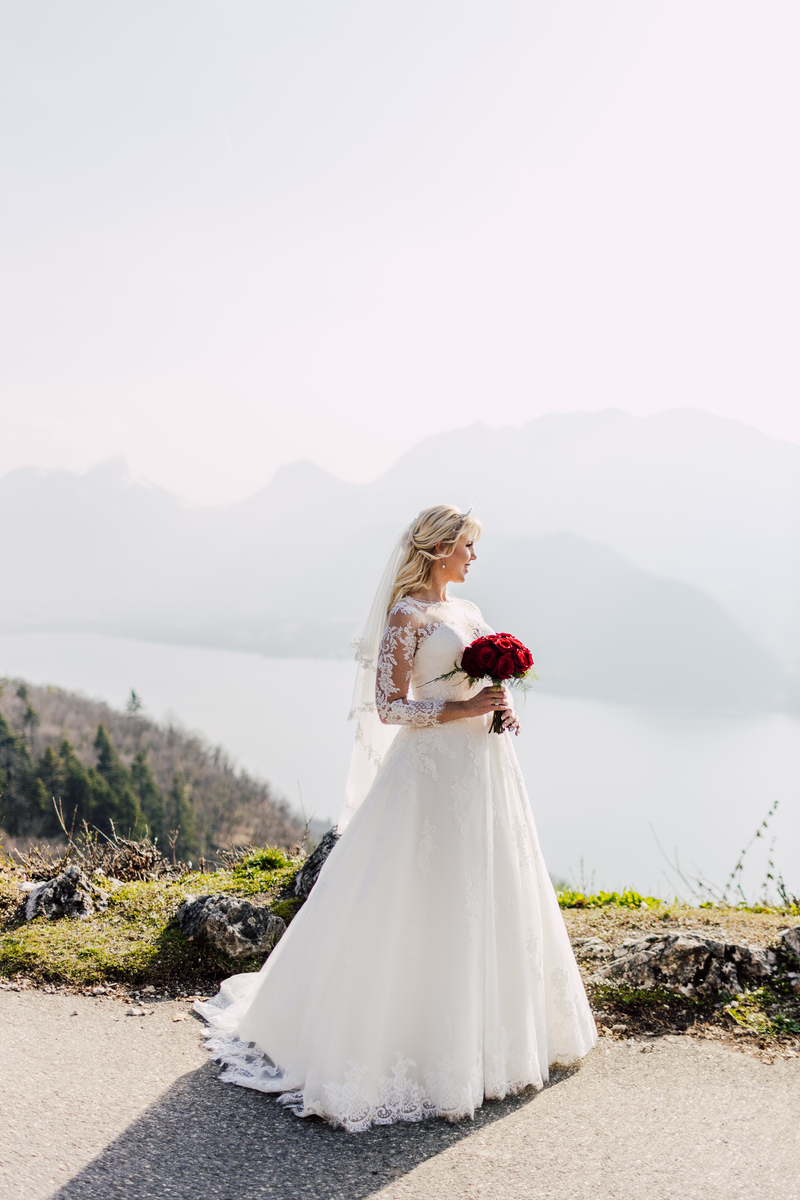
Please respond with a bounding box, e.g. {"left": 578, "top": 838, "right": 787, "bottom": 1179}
{"left": 294, "top": 828, "right": 340, "bottom": 900}
{"left": 176, "top": 894, "right": 286, "bottom": 959}
{"left": 24, "top": 865, "right": 109, "bottom": 921}
{"left": 591, "top": 930, "right": 778, "bottom": 1000}
{"left": 779, "top": 925, "right": 800, "bottom": 966}
{"left": 141, "top": 985, "right": 156, "bottom": 995}
{"left": 572, "top": 936, "right": 614, "bottom": 960}
{"left": 737, "top": 943, "right": 777, "bottom": 978}
{"left": 91, "top": 986, "right": 106, "bottom": 996}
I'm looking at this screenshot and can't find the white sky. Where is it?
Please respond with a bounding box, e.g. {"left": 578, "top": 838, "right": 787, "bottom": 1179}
{"left": 2, "top": 1, "right": 799, "bottom": 505}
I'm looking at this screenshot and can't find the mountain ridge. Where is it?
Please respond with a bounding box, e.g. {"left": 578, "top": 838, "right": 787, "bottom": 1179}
{"left": 1, "top": 408, "right": 798, "bottom": 712}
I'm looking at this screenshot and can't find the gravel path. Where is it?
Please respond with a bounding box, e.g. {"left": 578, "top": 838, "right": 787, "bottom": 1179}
{"left": 2, "top": 990, "right": 799, "bottom": 1200}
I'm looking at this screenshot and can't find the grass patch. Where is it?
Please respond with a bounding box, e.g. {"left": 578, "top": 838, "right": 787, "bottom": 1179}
{"left": 557, "top": 887, "right": 662, "bottom": 910}
{"left": 0, "top": 849, "right": 305, "bottom": 990}
{"left": 0, "top": 878, "right": 252, "bottom": 989}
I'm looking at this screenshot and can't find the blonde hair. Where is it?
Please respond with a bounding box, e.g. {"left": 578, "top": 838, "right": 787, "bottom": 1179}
{"left": 388, "top": 505, "right": 482, "bottom": 611}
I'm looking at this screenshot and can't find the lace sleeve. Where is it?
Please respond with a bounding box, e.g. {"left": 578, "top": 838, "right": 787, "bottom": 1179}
{"left": 376, "top": 607, "right": 444, "bottom": 727}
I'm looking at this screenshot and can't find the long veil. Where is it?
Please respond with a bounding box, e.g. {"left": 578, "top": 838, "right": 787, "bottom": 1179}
{"left": 337, "top": 523, "right": 412, "bottom": 830}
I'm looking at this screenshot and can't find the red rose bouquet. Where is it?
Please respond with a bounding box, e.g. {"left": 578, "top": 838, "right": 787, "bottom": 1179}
{"left": 436, "top": 632, "right": 537, "bottom": 733}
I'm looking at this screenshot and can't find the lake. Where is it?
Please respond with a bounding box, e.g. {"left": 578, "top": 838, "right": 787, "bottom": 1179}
{"left": 1, "top": 632, "right": 798, "bottom": 899}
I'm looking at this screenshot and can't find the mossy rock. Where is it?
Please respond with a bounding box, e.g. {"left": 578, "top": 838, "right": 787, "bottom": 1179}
{"left": 0, "top": 855, "right": 301, "bottom": 989}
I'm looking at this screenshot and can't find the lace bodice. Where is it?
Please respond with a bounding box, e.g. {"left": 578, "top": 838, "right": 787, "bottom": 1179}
{"left": 376, "top": 594, "right": 492, "bottom": 727}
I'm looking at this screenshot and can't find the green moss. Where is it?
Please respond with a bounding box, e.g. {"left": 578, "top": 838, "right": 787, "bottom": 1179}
{"left": 270, "top": 898, "right": 303, "bottom": 924}
{"left": 591, "top": 981, "right": 702, "bottom": 1009}
{"left": 180, "top": 861, "right": 299, "bottom": 899}
{"left": 0, "top": 876, "right": 20, "bottom": 924}
{"left": 724, "top": 986, "right": 800, "bottom": 1038}
{"left": 590, "top": 972, "right": 800, "bottom": 1044}
{"left": 230, "top": 864, "right": 299, "bottom": 897}
{"left": 233, "top": 847, "right": 292, "bottom": 874}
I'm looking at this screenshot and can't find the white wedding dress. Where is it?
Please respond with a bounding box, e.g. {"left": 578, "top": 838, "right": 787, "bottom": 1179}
{"left": 196, "top": 595, "right": 597, "bottom": 1131}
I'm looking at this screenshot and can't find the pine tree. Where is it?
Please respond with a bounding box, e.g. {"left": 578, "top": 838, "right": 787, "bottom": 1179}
{"left": 34, "top": 744, "right": 70, "bottom": 837}
{"left": 130, "top": 750, "right": 164, "bottom": 842}
{"left": 0, "top": 712, "right": 37, "bottom": 835}
{"left": 16, "top": 684, "right": 41, "bottom": 754}
{"left": 92, "top": 725, "right": 143, "bottom": 837}
{"left": 165, "top": 775, "right": 200, "bottom": 862}
{"left": 39, "top": 738, "right": 99, "bottom": 834}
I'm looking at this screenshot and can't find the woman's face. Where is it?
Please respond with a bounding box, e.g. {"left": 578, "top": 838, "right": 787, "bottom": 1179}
{"left": 440, "top": 535, "right": 477, "bottom": 583}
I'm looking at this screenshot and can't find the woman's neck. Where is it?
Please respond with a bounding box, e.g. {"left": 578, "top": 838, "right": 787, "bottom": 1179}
{"left": 409, "top": 583, "right": 449, "bottom": 603}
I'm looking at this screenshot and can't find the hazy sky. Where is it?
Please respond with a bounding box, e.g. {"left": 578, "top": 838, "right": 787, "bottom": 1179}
{"left": 3, "top": 1, "right": 800, "bottom": 504}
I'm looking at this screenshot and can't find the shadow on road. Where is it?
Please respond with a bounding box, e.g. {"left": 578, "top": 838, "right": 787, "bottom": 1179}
{"left": 52, "top": 1057, "right": 577, "bottom": 1200}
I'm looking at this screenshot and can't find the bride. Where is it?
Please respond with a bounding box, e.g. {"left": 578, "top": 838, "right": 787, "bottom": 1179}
{"left": 196, "top": 505, "right": 597, "bottom": 1131}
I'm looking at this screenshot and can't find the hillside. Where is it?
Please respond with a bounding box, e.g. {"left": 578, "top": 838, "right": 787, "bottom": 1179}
{"left": 0, "top": 679, "right": 302, "bottom": 855}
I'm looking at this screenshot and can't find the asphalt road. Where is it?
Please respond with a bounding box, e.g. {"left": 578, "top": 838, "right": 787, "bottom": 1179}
{"left": 1, "top": 990, "right": 799, "bottom": 1200}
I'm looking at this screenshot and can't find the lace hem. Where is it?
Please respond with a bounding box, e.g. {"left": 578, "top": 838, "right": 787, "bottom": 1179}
{"left": 197, "top": 1024, "right": 551, "bottom": 1133}
{"left": 202, "top": 1030, "right": 294, "bottom": 1091}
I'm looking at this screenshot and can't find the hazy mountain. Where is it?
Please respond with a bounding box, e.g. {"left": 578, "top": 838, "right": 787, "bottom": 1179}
{"left": 1, "top": 409, "right": 798, "bottom": 715}
{"left": 367, "top": 408, "right": 800, "bottom": 669}
{"left": 468, "top": 533, "right": 795, "bottom": 714}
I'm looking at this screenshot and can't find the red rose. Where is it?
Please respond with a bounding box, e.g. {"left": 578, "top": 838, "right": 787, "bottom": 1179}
{"left": 494, "top": 653, "right": 516, "bottom": 679}
{"left": 476, "top": 643, "right": 498, "bottom": 671}
{"left": 462, "top": 641, "right": 491, "bottom": 676}
{"left": 512, "top": 644, "right": 533, "bottom": 671}
{"left": 459, "top": 632, "right": 533, "bottom": 685}
{"left": 460, "top": 644, "right": 480, "bottom": 677}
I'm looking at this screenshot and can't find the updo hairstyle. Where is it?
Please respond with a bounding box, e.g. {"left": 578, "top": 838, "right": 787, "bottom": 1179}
{"left": 388, "top": 504, "right": 482, "bottom": 612}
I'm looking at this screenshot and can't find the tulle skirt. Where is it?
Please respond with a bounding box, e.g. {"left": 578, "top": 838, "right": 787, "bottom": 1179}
{"left": 196, "top": 714, "right": 597, "bottom": 1131}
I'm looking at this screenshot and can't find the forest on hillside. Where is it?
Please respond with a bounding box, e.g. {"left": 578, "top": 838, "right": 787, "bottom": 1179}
{"left": 0, "top": 679, "right": 302, "bottom": 859}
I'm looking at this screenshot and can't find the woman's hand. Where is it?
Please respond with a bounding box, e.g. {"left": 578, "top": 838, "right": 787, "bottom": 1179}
{"left": 501, "top": 708, "right": 521, "bottom": 736}
{"left": 469, "top": 685, "right": 521, "bottom": 735}
{"left": 439, "top": 684, "right": 520, "bottom": 732}
{"left": 466, "top": 685, "right": 512, "bottom": 718}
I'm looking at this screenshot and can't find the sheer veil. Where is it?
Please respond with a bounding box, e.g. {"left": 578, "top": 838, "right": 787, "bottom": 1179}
{"left": 338, "top": 523, "right": 412, "bottom": 830}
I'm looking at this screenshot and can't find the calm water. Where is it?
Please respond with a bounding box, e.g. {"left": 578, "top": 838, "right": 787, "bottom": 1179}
{"left": 1, "top": 632, "right": 798, "bottom": 899}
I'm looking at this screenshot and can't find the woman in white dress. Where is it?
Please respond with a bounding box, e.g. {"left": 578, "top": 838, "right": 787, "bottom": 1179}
{"left": 197, "top": 505, "right": 597, "bottom": 1131}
